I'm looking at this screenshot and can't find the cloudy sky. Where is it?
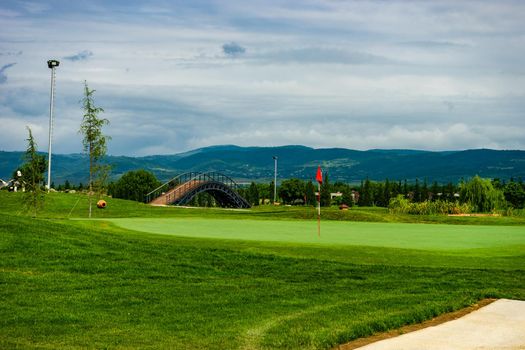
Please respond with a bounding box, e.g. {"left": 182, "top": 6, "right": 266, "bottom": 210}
{"left": 1, "top": 0, "right": 524, "bottom": 156}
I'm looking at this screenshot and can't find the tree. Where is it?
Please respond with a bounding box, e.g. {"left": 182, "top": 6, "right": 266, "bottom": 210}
{"left": 374, "top": 181, "right": 385, "bottom": 206}
{"left": 360, "top": 178, "right": 372, "bottom": 206}
{"left": 503, "top": 181, "right": 525, "bottom": 209}
{"left": 79, "top": 81, "right": 110, "bottom": 218}
{"left": 413, "top": 179, "right": 421, "bottom": 203}
{"left": 304, "top": 181, "right": 317, "bottom": 206}
{"left": 492, "top": 178, "right": 503, "bottom": 190}
{"left": 421, "top": 179, "right": 429, "bottom": 202}
{"left": 341, "top": 190, "right": 354, "bottom": 207}
{"left": 430, "top": 181, "right": 440, "bottom": 201}
{"left": 279, "top": 178, "right": 305, "bottom": 205}
{"left": 444, "top": 182, "right": 455, "bottom": 200}
{"left": 111, "top": 170, "right": 161, "bottom": 202}
{"left": 247, "top": 182, "right": 260, "bottom": 206}
{"left": 22, "top": 127, "right": 47, "bottom": 217}
{"left": 269, "top": 181, "right": 276, "bottom": 203}
{"left": 382, "top": 178, "right": 391, "bottom": 207}
{"left": 257, "top": 183, "right": 270, "bottom": 205}
{"left": 391, "top": 180, "right": 400, "bottom": 198}
{"left": 192, "top": 192, "right": 215, "bottom": 207}
{"left": 460, "top": 175, "right": 505, "bottom": 212}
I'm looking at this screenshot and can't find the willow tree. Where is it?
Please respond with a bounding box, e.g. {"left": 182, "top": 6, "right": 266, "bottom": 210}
{"left": 460, "top": 175, "right": 505, "bottom": 213}
{"left": 79, "top": 81, "right": 110, "bottom": 218}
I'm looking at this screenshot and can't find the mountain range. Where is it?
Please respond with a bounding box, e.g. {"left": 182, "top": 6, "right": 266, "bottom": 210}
{"left": 1, "top": 145, "right": 524, "bottom": 185}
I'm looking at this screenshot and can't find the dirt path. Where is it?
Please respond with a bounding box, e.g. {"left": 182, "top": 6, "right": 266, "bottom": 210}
{"left": 337, "top": 299, "right": 525, "bottom": 350}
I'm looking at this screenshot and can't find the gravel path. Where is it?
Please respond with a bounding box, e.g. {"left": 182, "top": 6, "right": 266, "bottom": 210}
{"left": 355, "top": 299, "right": 525, "bottom": 350}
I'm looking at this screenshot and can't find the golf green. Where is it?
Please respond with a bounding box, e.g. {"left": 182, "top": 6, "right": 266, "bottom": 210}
{"left": 106, "top": 218, "right": 525, "bottom": 252}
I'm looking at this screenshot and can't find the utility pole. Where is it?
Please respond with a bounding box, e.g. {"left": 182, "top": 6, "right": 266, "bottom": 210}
{"left": 273, "top": 156, "right": 278, "bottom": 204}
{"left": 46, "top": 59, "right": 59, "bottom": 190}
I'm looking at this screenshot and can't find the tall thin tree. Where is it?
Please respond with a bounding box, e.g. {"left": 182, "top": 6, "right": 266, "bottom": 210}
{"left": 23, "top": 126, "right": 47, "bottom": 217}
{"left": 79, "top": 81, "right": 110, "bottom": 218}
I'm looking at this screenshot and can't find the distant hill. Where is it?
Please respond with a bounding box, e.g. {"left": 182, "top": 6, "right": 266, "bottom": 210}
{"left": 1, "top": 146, "right": 524, "bottom": 185}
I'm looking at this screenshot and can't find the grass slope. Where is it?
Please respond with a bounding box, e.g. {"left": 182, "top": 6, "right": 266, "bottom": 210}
{"left": 1, "top": 191, "right": 524, "bottom": 349}
{"left": 2, "top": 215, "right": 524, "bottom": 349}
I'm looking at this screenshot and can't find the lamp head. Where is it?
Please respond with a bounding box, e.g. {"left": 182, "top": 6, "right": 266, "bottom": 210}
{"left": 47, "top": 60, "right": 60, "bottom": 68}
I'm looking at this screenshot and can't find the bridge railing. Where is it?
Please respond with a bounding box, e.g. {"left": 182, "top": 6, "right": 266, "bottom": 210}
{"left": 145, "top": 171, "right": 242, "bottom": 204}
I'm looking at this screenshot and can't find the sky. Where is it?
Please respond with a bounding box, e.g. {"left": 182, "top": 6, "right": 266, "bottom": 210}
{"left": 0, "top": 0, "right": 524, "bottom": 156}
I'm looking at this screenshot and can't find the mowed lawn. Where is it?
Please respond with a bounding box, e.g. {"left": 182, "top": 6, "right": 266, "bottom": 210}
{"left": 3, "top": 216, "right": 524, "bottom": 350}
{"left": 106, "top": 217, "right": 525, "bottom": 252}
{"left": 1, "top": 192, "right": 525, "bottom": 349}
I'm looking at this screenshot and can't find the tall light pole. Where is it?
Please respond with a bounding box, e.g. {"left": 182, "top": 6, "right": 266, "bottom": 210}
{"left": 272, "top": 156, "right": 278, "bottom": 204}
{"left": 46, "top": 59, "right": 59, "bottom": 190}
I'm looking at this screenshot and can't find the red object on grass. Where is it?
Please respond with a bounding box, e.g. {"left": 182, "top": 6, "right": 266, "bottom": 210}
{"left": 316, "top": 166, "right": 323, "bottom": 184}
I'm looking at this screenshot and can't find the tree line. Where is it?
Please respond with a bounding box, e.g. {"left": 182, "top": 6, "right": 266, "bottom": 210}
{"left": 101, "top": 168, "right": 524, "bottom": 213}
{"left": 238, "top": 175, "right": 525, "bottom": 210}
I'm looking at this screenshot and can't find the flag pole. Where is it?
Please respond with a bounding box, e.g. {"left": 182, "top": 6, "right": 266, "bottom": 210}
{"left": 317, "top": 181, "right": 321, "bottom": 237}
{"left": 315, "top": 165, "right": 323, "bottom": 238}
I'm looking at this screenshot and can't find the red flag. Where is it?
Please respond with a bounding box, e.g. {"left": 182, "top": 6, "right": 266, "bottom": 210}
{"left": 316, "top": 166, "right": 323, "bottom": 184}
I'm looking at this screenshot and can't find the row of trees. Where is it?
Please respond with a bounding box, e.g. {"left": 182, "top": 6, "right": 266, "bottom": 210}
{"left": 358, "top": 178, "right": 460, "bottom": 207}
{"left": 240, "top": 176, "right": 462, "bottom": 208}
{"left": 240, "top": 175, "right": 524, "bottom": 212}
{"left": 237, "top": 174, "right": 337, "bottom": 207}
{"left": 101, "top": 166, "right": 524, "bottom": 213}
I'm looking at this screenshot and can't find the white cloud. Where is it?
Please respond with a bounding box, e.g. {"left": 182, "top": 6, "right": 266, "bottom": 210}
{"left": 0, "top": 0, "right": 524, "bottom": 155}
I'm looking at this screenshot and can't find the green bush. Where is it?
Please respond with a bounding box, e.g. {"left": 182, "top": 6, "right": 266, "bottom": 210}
{"left": 110, "top": 169, "right": 161, "bottom": 202}
{"left": 389, "top": 195, "right": 472, "bottom": 215}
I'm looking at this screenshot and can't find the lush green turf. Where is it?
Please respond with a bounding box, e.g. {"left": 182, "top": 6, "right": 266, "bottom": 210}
{"left": 105, "top": 218, "right": 525, "bottom": 252}
{"left": 1, "top": 191, "right": 525, "bottom": 349}
{"left": 2, "top": 215, "right": 524, "bottom": 349}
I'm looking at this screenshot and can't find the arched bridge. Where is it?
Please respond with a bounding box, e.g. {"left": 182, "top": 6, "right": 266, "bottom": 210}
{"left": 145, "top": 172, "right": 251, "bottom": 209}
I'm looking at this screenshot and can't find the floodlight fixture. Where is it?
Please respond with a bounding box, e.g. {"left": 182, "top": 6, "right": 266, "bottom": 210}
{"left": 46, "top": 59, "right": 59, "bottom": 190}
{"left": 47, "top": 60, "right": 60, "bottom": 68}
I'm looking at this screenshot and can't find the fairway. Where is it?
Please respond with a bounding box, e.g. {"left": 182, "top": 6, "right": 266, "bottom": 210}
{"left": 106, "top": 218, "right": 525, "bottom": 252}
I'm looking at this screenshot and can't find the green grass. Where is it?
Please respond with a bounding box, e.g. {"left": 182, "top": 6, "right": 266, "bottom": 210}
{"left": 2, "top": 191, "right": 525, "bottom": 226}
{"left": 106, "top": 218, "right": 525, "bottom": 252}
{"left": 1, "top": 191, "right": 525, "bottom": 349}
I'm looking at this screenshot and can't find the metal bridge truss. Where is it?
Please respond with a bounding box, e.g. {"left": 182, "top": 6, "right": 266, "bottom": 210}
{"left": 145, "top": 171, "right": 251, "bottom": 209}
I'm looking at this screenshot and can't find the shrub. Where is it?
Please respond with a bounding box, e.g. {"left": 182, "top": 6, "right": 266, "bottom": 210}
{"left": 389, "top": 195, "right": 472, "bottom": 215}
{"left": 111, "top": 170, "right": 161, "bottom": 202}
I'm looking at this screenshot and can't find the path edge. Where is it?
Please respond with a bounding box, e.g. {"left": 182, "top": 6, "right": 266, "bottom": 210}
{"left": 334, "top": 298, "right": 497, "bottom": 350}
